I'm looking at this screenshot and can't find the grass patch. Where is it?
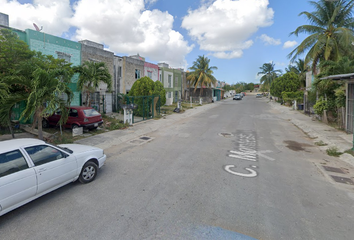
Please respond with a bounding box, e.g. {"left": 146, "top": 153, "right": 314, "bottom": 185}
{"left": 315, "top": 140, "right": 328, "bottom": 146}
{"left": 326, "top": 146, "right": 343, "bottom": 157}
{"left": 344, "top": 149, "right": 354, "bottom": 157}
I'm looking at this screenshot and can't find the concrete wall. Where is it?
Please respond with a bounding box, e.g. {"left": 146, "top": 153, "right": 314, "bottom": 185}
{"left": 144, "top": 62, "right": 159, "bottom": 82}
{"left": 12, "top": 29, "right": 82, "bottom": 106}
{"left": 122, "top": 56, "right": 144, "bottom": 94}
{"left": 114, "top": 56, "right": 123, "bottom": 94}
{"left": 79, "top": 40, "right": 114, "bottom": 94}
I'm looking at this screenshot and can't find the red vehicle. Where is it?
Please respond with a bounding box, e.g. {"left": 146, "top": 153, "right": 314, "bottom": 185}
{"left": 43, "top": 106, "right": 103, "bottom": 130}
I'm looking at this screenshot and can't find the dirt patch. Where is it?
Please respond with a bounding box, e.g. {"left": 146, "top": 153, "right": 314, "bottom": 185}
{"left": 284, "top": 140, "right": 313, "bottom": 152}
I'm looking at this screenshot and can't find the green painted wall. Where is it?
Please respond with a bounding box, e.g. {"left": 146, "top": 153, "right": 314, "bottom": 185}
{"left": 12, "top": 29, "right": 82, "bottom": 106}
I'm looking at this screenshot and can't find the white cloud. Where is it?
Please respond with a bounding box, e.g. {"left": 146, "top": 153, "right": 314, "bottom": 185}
{"left": 1, "top": 0, "right": 192, "bottom": 68}
{"left": 71, "top": 0, "right": 193, "bottom": 68}
{"left": 181, "top": 0, "right": 274, "bottom": 59}
{"left": 259, "top": 34, "right": 281, "bottom": 45}
{"left": 0, "top": 0, "right": 73, "bottom": 36}
{"left": 283, "top": 40, "right": 297, "bottom": 49}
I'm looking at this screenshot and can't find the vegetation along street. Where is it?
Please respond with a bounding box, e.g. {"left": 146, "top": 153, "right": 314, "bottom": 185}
{"left": 1, "top": 0, "right": 354, "bottom": 239}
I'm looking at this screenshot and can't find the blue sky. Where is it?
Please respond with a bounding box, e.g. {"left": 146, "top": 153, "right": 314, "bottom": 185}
{"left": 2, "top": 0, "right": 313, "bottom": 84}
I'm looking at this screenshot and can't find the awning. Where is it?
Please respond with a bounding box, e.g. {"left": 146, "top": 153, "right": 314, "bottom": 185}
{"left": 320, "top": 73, "right": 354, "bottom": 80}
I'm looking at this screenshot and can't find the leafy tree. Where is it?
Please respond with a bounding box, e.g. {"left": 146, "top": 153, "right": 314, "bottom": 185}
{"left": 1, "top": 53, "right": 74, "bottom": 140}
{"left": 246, "top": 83, "right": 255, "bottom": 91}
{"left": 285, "top": 59, "right": 309, "bottom": 88}
{"left": 288, "top": 0, "right": 354, "bottom": 73}
{"left": 0, "top": 29, "right": 34, "bottom": 77}
{"left": 153, "top": 80, "right": 166, "bottom": 105}
{"left": 73, "top": 61, "right": 112, "bottom": 106}
{"left": 128, "top": 76, "right": 155, "bottom": 96}
{"left": 0, "top": 28, "right": 34, "bottom": 136}
{"left": 257, "top": 62, "right": 282, "bottom": 92}
{"left": 187, "top": 55, "right": 217, "bottom": 96}
{"left": 270, "top": 72, "right": 301, "bottom": 98}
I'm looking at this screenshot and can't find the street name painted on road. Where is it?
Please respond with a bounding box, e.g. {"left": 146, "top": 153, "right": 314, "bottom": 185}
{"left": 223, "top": 132, "right": 274, "bottom": 178}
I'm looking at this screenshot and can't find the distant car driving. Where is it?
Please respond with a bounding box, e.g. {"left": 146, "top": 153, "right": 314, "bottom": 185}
{"left": 256, "top": 94, "right": 262, "bottom": 98}
{"left": 233, "top": 94, "right": 242, "bottom": 100}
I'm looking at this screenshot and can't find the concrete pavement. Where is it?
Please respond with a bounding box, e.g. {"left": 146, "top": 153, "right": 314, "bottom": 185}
{"left": 266, "top": 98, "right": 354, "bottom": 168}
{"left": 75, "top": 96, "right": 354, "bottom": 169}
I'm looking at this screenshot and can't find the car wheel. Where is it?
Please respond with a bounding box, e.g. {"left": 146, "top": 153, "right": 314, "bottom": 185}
{"left": 79, "top": 161, "right": 98, "bottom": 184}
{"left": 42, "top": 119, "right": 49, "bottom": 128}
{"left": 72, "top": 124, "right": 79, "bottom": 129}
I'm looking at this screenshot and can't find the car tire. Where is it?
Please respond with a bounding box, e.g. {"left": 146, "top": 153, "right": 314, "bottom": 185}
{"left": 42, "top": 119, "right": 49, "bottom": 128}
{"left": 79, "top": 161, "right": 98, "bottom": 184}
{"left": 72, "top": 124, "right": 79, "bottom": 129}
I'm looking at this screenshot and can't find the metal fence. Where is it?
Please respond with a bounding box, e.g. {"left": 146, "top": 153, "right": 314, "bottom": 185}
{"left": 118, "top": 95, "right": 161, "bottom": 123}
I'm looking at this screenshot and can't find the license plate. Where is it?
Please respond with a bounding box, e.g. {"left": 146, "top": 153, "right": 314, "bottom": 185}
{"left": 94, "top": 123, "right": 98, "bottom": 127}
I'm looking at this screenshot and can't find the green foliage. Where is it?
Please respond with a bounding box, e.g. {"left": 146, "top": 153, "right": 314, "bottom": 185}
{"left": 128, "top": 77, "right": 163, "bottom": 117}
{"left": 281, "top": 91, "right": 303, "bottom": 102}
{"left": 129, "top": 76, "right": 155, "bottom": 96}
{"left": 187, "top": 55, "right": 217, "bottom": 96}
{"left": 270, "top": 72, "right": 301, "bottom": 98}
{"left": 257, "top": 62, "right": 282, "bottom": 91}
{"left": 153, "top": 80, "right": 166, "bottom": 105}
{"left": 73, "top": 61, "right": 112, "bottom": 106}
{"left": 326, "top": 146, "right": 342, "bottom": 157}
{"left": 0, "top": 29, "right": 34, "bottom": 76}
{"left": 313, "top": 98, "right": 328, "bottom": 115}
{"left": 289, "top": 0, "right": 354, "bottom": 72}
{"left": 335, "top": 87, "right": 346, "bottom": 108}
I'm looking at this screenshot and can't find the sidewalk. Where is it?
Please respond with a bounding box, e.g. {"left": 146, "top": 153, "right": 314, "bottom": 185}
{"left": 74, "top": 102, "right": 220, "bottom": 149}
{"left": 266, "top": 99, "right": 354, "bottom": 168}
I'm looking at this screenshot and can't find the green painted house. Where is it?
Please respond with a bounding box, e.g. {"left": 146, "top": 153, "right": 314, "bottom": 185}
{"left": 158, "top": 63, "right": 182, "bottom": 105}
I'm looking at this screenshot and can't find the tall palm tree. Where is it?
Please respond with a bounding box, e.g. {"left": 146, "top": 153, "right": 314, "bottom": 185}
{"left": 288, "top": 0, "right": 354, "bottom": 73}
{"left": 257, "top": 62, "right": 282, "bottom": 92}
{"left": 187, "top": 55, "right": 218, "bottom": 97}
{"left": 74, "top": 61, "right": 112, "bottom": 106}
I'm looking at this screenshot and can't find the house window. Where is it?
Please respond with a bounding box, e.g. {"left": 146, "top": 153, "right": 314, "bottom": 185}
{"left": 168, "top": 92, "right": 171, "bottom": 98}
{"left": 168, "top": 75, "right": 172, "bottom": 87}
{"left": 175, "top": 76, "right": 178, "bottom": 86}
{"left": 56, "top": 51, "right": 71, "bottom": 63}
{"left": 135, "top": 69, "right": 141, "bottom": 79}
{"left": 147, "top": 71, "right": 152, "bottom": 78}
{"left": 118, "top": 66, "right": 122, "bottom": 78}
{"left": 160, "top": 73, "right": 162, "bottom": 82}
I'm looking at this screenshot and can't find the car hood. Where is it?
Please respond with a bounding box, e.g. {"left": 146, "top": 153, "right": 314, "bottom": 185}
{"left": 58, "top": 144, "right": 100, "bottom": 154}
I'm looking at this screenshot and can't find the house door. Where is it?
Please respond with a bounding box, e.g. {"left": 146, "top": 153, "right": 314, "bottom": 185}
{"left": 105, "top": 93, "right": 113, "bottom": 113}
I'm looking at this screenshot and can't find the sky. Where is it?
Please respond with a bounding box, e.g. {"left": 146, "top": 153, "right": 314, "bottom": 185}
{"left": 0, "top": 0, "right": 314, "bottom": 84}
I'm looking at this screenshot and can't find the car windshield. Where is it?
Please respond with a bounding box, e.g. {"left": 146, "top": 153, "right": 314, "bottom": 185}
{"left": 83, "top": 109, "right": 100, "bottom": 117}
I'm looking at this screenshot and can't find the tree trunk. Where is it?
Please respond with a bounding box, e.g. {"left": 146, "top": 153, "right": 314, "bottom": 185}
{"left": 8, "top": 119, "right": 14, "bottom": 139}
{"left": 37, "top": 109, "right": 43, "bottom": 140}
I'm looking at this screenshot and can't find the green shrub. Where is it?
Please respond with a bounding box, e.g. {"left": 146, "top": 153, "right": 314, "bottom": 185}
{"left": 326, "top": 146, "right": 342, "bottom": 157}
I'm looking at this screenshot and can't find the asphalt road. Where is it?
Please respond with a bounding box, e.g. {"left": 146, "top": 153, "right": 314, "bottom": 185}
{"left": 1, "top": 97, "right": 354, "bottom": 240}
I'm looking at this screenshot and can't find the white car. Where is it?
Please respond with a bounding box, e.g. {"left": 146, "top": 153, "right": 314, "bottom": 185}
{"left": 0, "top": 138, "right": 106, "bottom": 216}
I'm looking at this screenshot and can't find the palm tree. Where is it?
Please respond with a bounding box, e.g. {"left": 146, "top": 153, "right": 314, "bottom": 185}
{"left": 285, "top": 59, "right": 309, "bottom": 88}
{"left": 257, "top": 62, "right": 282, "bottom": 92}
{"left": 73, "top": 61, "right": 112, "bottom": 106}
{"left": 1, "top": 53, "right": 74, "bottom": 140}
{"left": 288, "top": 0, "right": 354, "bottom": 73}
{"left": 187, "top": 55, "right": 218, "bottom": 97}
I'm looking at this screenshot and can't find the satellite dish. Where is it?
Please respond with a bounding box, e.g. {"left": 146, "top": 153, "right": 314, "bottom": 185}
{"left": 33, "top": 23, "right": 42, "bottom": 32}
